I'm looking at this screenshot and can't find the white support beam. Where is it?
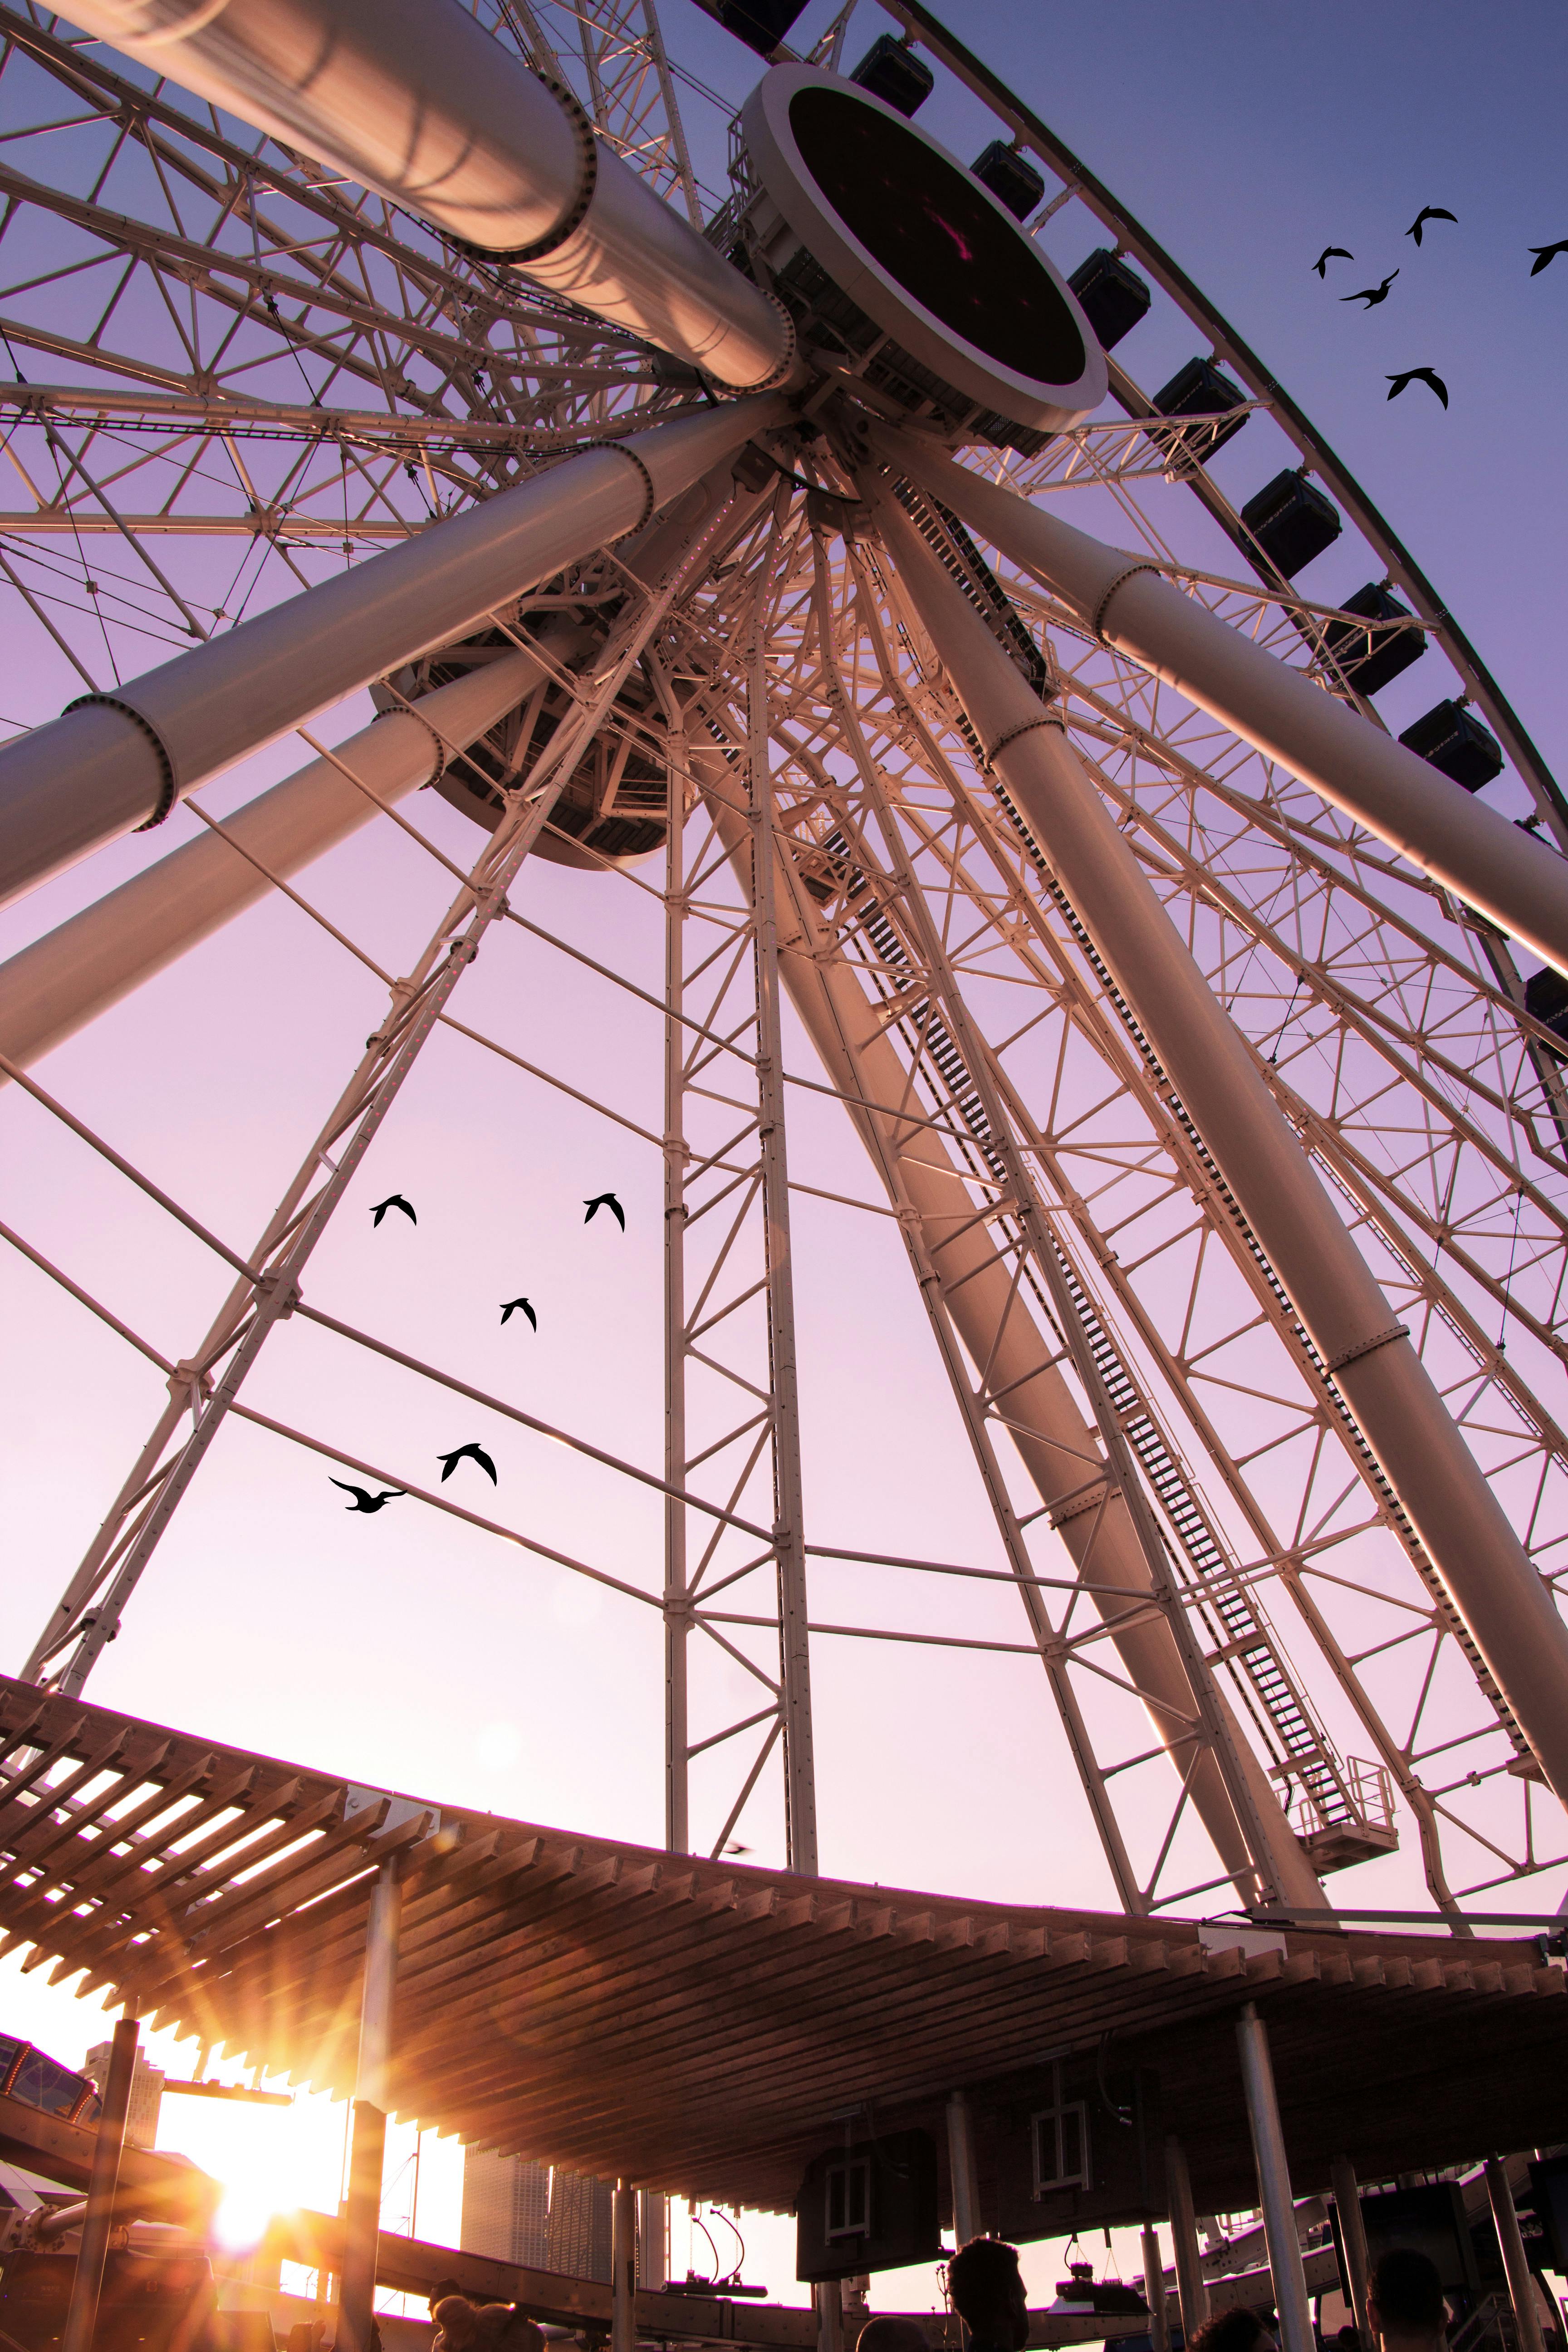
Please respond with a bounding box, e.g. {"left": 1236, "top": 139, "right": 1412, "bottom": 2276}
{"left": 0, "top": 397, "right": 784, "bottom": 909}
{"left": 880, "top": 427, "right": 1568, "bottom": 985}
{"left": 867, "top": 472, "right": 1568, "bottom": 1813}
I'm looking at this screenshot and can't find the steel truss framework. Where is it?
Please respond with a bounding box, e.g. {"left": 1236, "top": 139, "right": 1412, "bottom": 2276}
{"left": 3, "top": 0, "right": 1568, "bottom": 1926}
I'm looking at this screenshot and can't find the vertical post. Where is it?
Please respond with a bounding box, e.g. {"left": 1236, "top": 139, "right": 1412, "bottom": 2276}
{"left": 337, "top": 1859, "right": 402, "bottom": 2352}
{"left": 1236, "top": 2005, "right": 1313, "bottom": 2352}
{"left": 747, "top": 586, "right": 818, "bottom": 1874}
{"left": 638, "top": 2190, "right": 668, "bottom": 2290}
{"left": 1166, "top": 2136, "right": 1209, "bottom": 2344}
{"left": 1331, "top": 2154, "right": 1372, "bottom": 2348}
{"left": 816, "top": 2282, "right": 845, "bottom": 2352}
{"left": 61, "top": 2014, "right": 138, "bottom": 2352}
{"left": 612, "top": 2180, "right": 637, "bottom": 2352}
{"left": 946, "top": 2092, "right": 980, "bottom": 2246}
{"left": 663, "top": 727, "right": 691, "bottom": 1857}
{"left": 1486, "top": 2157, "right": 1546, "bottom": 2352}
{"left": 1142, "top": 2225, "right": 1170, "bottom": 2352}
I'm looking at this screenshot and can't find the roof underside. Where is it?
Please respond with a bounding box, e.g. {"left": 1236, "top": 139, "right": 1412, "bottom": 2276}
{"left": 0, "top": 1680, "right": 1562, "bottom": 2216}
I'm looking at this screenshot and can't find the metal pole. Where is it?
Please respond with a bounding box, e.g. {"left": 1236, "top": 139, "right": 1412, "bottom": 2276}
{"left": 865, "top": 471, "right": 1568, "bottom": 1813}
{"left": 1485, "top": 2157, "right": 1546, "bottom": 2352}
{"left": 946, "top": 2091, "right": 981, "bottom": 2246}
{"left": 0, "top": 397, "right": 784, "bottom": 906}
{"left": 61, "top": 2014, "right": 138, "bottom": 2352}
{"left": 747, "top": 547, "right": 818, "bottom": 1876}
{"left": 0, "top": 644, "right": 565, "bottom": 1076}
{"left": 881, "top": 426, "right": 1568, "bottom": 986}
{"left": 1331, "top": 2154, "right": 1372, "bottom": 2348}
{"left": 1142, "top": 2225, "right": 1170, "bottom": 2352}
{"left": 612, "top": 2181, "right": 637, "bottom": 2352}
{"left": 663, "top": 721, "right": 691, "bottom": 1857}
{"left": 1235, "top": 2004, "right": 1313, "bottom": 2352}
{"left": 816, "top": 2282, "right": 845, "bottom": 2352}
{"left": 57, "top": 0, "right": 792, "bottom": 392}
{"left": 638, "top": 2190, "right": 668, "bottom": 2290}
{"left": 337, "top": 1859, "right": 402, "bottom": 2352}
{"left": 1166, "top": 2136, "right": 1208, "bottom": 2344}
{"left": 817, "top": 533, "right": 1305, "bottom": 1912}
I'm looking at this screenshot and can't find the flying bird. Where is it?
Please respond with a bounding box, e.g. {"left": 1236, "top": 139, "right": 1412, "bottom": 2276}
{"left": 500, "top": 1297, "right": 537, "bottom": 1330}
{"left": 1386, "top": 366, "right": 1449, "bottom": 409}
{"left": 330, "top": 1479, "right": 405, "bottom": 1513}
{"left": 438, "top": 1441, "right": 498, "bottom": 1485}
{"left": 583, "top": 1192, "right": 626, "bottom": 1230}
{"left": 1530, "top": 240, "right": 1568, "bottom": 276}
{"left": 1341, "top": 270, "right": 1398, "bottom": 308}
{"left": 723, "top": 1842, "right": 752, "bottom": 1856}
{"left": 1406, "top": 206, "right": 1456, "bottom": 245}
{"left": 1313, "top": 245, "right": 1353, "bottom": 277}
{"left": 370, "top": 1194, "right": 416, "bottom": 1227}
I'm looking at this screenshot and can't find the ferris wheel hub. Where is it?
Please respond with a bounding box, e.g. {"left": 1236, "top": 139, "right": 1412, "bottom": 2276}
{"left": 738, "top": 66, "right": 1107, "bottom": 453}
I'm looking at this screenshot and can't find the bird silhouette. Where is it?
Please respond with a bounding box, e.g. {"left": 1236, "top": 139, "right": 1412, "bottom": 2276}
{"left": 500, "top": 1297, "right": 537, "bottom": 1330}
{"left": 583, "top": 1192, "right": 626, "bottom": 1230}
{"left": 330, "top": 1479, "right": 405, "bottom": 1513}
{"left": 370, "top": 1195, "right": 416, "bottom": 1227}
{"left": 1530, "top": 240, "right": 1568, "bottom": 276}
{"left": 438, "top": 1441, "right": 498, "bottom": 1485}
{"left": 1406, "top": 206, "right": 1456, "bottom": 246}
{"left": 1342, "top": 271, "right": 1398, "bottom": 308}
{"left": 1386, "top": 367, "right": 1449, "bottom": 409}
{"left": 1313, "top": 245, "right": 1353, "bottom": 277}
{"left": 723, "top": 1842, "right": 752, "bottom": 1856}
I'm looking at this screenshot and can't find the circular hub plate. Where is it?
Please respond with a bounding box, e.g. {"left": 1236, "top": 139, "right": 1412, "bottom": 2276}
{"left": 741, "top": 64, "right": 1107, "bottom": 436}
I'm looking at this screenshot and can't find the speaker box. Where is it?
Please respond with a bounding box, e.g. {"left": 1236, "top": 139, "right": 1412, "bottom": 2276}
{"left": 795, "top": 2129, "right": 941, "bottom": 2281}
{"left": 1333, "top": 2183, "right": 1480, "bottom": 2301}
{"left": 986, "top": 2063, "right": 1165, "bottom": 2237}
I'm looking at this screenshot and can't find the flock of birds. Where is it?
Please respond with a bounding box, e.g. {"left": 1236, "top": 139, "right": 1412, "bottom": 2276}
{"left": 328, "top": 1187, "right": 627, "bottom": 1515}
{"left": 1312, "top": 207, "right": 1568, "bottom": 412}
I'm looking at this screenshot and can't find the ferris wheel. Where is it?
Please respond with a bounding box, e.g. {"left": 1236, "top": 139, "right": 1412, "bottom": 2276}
{"left": 2, "top": 0, "right": 1567, "bottom": 1936}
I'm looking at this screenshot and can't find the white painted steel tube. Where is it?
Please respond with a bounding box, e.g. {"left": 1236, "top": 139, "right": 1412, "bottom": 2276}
{"left": 946, "top": 2090, "right": 981, "bottom": 2245}
{"left": 691, "top": 745, "right": 1323, "bottom": 1909}
{"left": 880, "top": 430, "right": 1568, "bottom": 982}
{"left": 612, "top": 2182, "right": 637, "bottom": 2352}
{"left": 1330, "top": 2154, "right": 1372, "bottom": 2349}
{"left": 58, "top": 0, "right": 791, "bottom": 392}
{"left": 1236, "top": 2005, "right": 1314, "bottom": 2352}
{"left": 1141, "top": 2225, "right": 1170, "bottom": 2352}
{"left": 1165, "top": 2137, "right": 1209, "bottom": 2341}
{"left": 1485, "top": 2158, "right": 1547, "bottom": 2352}
{"left": 872, "top": 483, "right": 1568, "bottom": 1807}
{"left": 0, "top": 647, "right": 550, "bottom": 1073}
{"left": 0, "top": 395, "right": 784, "bottom": 909}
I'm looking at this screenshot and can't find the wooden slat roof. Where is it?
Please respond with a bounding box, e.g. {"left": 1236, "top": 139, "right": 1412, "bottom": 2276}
{"left": 0, "top": 1678, "right": 1562, "bottom": 2216}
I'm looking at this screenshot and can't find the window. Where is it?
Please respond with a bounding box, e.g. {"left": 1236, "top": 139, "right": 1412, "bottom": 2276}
{"left": 825, "top": 2156, "right": 873, "bottom": 2241}
{"left": 1031, "top": 2063, "right": 1091, "bottom": 2197}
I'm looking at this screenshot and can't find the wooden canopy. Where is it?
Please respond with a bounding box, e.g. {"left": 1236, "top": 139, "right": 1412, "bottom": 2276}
{"left": 0, "top": 1677, "right": 1561, "bottom": 2218}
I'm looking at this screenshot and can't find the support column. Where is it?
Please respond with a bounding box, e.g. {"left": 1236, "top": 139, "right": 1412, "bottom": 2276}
{"left": 1485, "top": 2157, "right": 1546, "bottom": 2352}
{"left": 1142, "top": 2225, "right": 1170, "bottom": 2352}
{"left": 747, "top": 583, "right": 818, "bottom": 1874}
{"left": 946, "top": 2091, "right": 981, "bottom": 2246}
{"left": 638, "top": 2190, "right": 668, "bottom": 2290}
{"left": 1236, "top": 2005, "right": 1313, "bottom": 2352}
{"left": 864, "top": 470, "right": 1568, "bottom": 1814}
{"left": 337, "top": 1860, "right": 402, "bottom": 2352}
{"left": 1331, "top": 2154, "right": 1372, "bottom": 2348}
{"left": 816, "top": 2282, "right": 845, "bottom": 2352}
{"left": 663, "top": 723, "right": 691, "bottom": 1857}
{"left": 61, "top": 2014, "right": 138, "bottom": 2352}
{"left": 1166, "top": 2137, "right": 1208, "bottom": 2344}
{"left": 612, "top": 2180, "right": 637, "bottom": 2352}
